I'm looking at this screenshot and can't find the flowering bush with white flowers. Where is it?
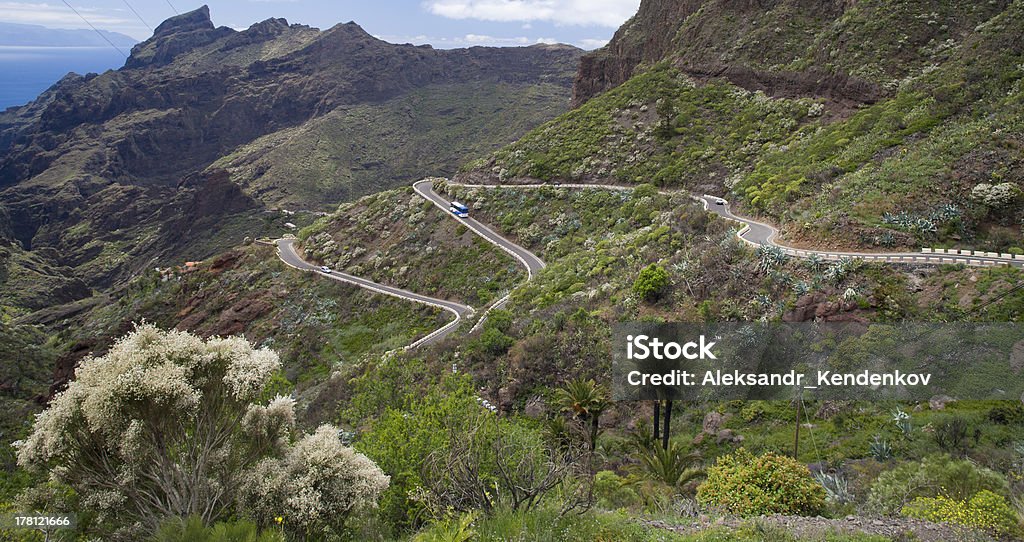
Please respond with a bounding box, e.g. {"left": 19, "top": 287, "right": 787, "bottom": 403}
{"left": 971, "top": 182, "right": 1022, "bottom": 209}
{"left": 241, "top": 425, "right": 389, "bottom": 538}
{"left": 16, "top": 324, "right": 387, "bottom": 537}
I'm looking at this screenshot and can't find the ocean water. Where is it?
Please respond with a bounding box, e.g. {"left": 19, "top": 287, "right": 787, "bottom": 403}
{"left": 0, "top": 46, "right": 127, "bottom": 110}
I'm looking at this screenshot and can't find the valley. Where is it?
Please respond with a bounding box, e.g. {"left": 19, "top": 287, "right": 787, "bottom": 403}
{"left": 2, "top": 1, "right": 1024, "bottom": 541}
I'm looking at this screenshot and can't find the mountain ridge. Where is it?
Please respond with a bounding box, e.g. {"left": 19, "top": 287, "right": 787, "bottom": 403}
{"left": 0, "top": 5, "right": 582, "bottom": 315}
{"left": 0, "top": 21, "right": 137, "bottom": 48}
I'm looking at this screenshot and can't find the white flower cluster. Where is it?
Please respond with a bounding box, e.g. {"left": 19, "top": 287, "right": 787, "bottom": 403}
{"left": 476, "top": 395, "right": 498, "bottom": 413}
{"left": 216, "top": 336, "right": 281, "bottom": 401}
{"left": 242, "top": 395, "right": 297, "bottom": 454}
{"left": 971, "top": 182, "right": 1022, "bottom": 209}
{"left": 17, "top": 324, "right": 288, "bottom": 524}
{"left": 18, "top": 325, "right": 220, "bottom": 468}
{"left": 241, "top": 425, "right": 389, "bottom": 535}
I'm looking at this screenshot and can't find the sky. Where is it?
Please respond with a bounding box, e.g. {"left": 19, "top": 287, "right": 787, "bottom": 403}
{"left": 0, "top": 0, "right": 642, "bottom": 49}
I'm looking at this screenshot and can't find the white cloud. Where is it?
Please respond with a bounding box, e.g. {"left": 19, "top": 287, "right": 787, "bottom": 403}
{"left": 0, "top": 2, "right": 130, "bottom": 27}
{"left": 425, "top": 0, "right": 640, "bottom": 27}
{"left": 465, "top": 33, "right": 523, "bottom": 44}
{"left": 578, "top": 38, "right": 609, "bottom": 49}
{"left": 466, "top": 33, "right": 559, "bottom": 46}
{"left": 375, "top": 32, "right": 567, "bottom": 48}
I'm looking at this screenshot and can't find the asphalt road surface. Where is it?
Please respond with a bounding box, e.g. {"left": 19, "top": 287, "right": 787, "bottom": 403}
{"left": 413, "top": 180, "right": 546, "bottom": 277}
{"left": 696, "top": 195, "right": 1024, "bottom": 268}
{"left": 439, "top": 180, "right": 1022, "bottom": 269}
{"left": 276, "top": 238, "right": 472, "bottom": 347}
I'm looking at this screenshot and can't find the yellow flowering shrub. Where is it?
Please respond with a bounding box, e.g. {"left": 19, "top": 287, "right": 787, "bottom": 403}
{"left": 696, "top": 448, "right": 826, "bottom": 517}
{"left": 901, "top": 490, "right": 1019, "bottom": 536}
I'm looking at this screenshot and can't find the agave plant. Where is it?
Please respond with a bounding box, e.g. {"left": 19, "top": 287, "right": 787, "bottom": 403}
{"left": 757, "top": 245, "right": 787, "bottom": 273}
{"left": 870, "top": 436, "right": 893, "bottom": 461}
{"left": 824, "top": 257, "right": 855, "bottom": 285}
{"left": 891, "top": 408, "right": 912, "bottom": 438}
{"left": 813, "top": 471, "right": 854, "bottom": 505}
{"left": 804, "top": 253, "right": 823, "bottom": 272}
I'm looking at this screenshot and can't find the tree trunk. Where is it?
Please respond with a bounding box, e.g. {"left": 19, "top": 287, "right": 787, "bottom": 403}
{"left": 794, "top": 395, "right": 801, "bottom": 458}
{"left": 653, "top": 401, "right": 661, "bottom": 443}
{"left": 662, "top": 400, "right": 672, "bottom": 450}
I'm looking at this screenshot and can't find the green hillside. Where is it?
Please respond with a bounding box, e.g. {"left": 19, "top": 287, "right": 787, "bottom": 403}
{"left": 215, "top": 83, "right": 572, "bottom": 209}
{"left": 476, "top": 0, "right": 1024, "bottom": 252}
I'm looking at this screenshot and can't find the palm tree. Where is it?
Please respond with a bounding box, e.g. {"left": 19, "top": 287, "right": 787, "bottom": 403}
{"left": 554, "top": 377, "right": 609, "bottom": 451}
{"left": 651, "top": 397, "right": 674, "bottom": 450}
{"left": 661, "top": 399, "right": 673, "bottom": 450}
{"left": 636, "top": 440, "right": 704, "bottom": 489}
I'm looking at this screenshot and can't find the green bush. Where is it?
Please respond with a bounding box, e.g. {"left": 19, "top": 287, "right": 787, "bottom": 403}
{"left": 150, "top": 517, "right": 285, "bottom": 542}
{"left": 867, "top": 455, "right": 1011, "bottom": 515}
{"left": 355, "top": 377, "right": 481, "bottom": 531}
{"left": 901, "top": 490, "right": 1018, "bottom": 537}
{"left": 633, "top": 264, "right": 670, "bottom": 302}
{"left": 696, "top": 449, "right": 826, "bottom": 517}
{"left": 413, "top": 512, "right": 478, "bottom": 542}
{"left": 593, "top": 471, "right": 643, "bottom": 510}
{"left": 988, "top": 402, "right": 1024, "bottom": 425}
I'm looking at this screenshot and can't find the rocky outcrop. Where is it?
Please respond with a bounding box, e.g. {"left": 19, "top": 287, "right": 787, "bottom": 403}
{"left": 671, "top": 62, "right": 883, "bottom": 105}
{"left": 573, "top": 0, "right": 701, "bottom": 105}
{"left": 125, "top": 5, "right": 229, "bottom": 69}
{"left": 782, "top": 292, "right": 869, "bottom": 323}
{"left": 572, "top": 0, "right": 880, "bottom": 106}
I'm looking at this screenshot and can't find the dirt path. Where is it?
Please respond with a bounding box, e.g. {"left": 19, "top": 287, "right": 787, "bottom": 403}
{"left": 643, "top": 514, "right": 1004, "bottom": 541}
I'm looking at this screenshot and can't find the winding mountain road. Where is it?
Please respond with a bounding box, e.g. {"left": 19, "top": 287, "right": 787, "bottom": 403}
{"left": 274, "top": 178, "right": 1023, "bottom": 349}
{"left": 413, "top": 179, "right": 546, "bottom": 277}
{"left": 696, "top": 195, "right": 1024, "bottom": 268}
{"left": 274, "top": 180, "right": 547, "bottom": 348}
{"left": 276, "top": 238, "right": 473, "bottom": 348}
{"left": 445, "top": 181, "right": 1024, "bottom": 269}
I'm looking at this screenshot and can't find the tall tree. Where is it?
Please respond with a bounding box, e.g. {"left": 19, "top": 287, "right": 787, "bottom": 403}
{"left": 554, "top": 378, "right": 609, "bottom": 451}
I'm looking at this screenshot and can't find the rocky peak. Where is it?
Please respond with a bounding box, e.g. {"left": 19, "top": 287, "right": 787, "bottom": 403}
{"left": 152, "top": 5, "right": 214, "bottom": 39}
{"left": 324, "top": 21, "right": 379, "bottom": 43}
{"left": 248, "top": 17, "right": 290, "bottom": 35}
{"left": 126, "top": 5, "right": 231, "bottom": 69}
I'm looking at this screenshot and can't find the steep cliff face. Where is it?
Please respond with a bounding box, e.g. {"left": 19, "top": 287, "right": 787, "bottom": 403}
{"left": 573, "top": 0, "right": 703, "bottom": 105}
{"left": 573, "top": 0, "right": 1010, "bottom": 105}
{"left": 0, "top": 6, "right": 582, "bottom": 307}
